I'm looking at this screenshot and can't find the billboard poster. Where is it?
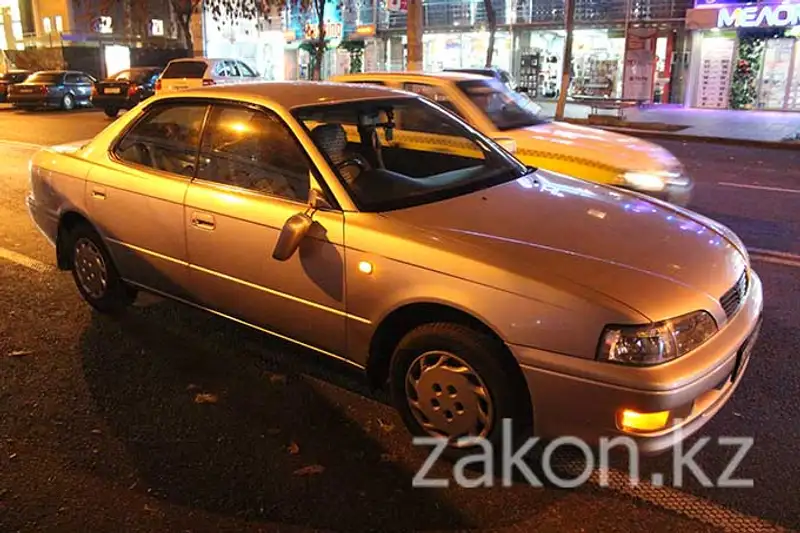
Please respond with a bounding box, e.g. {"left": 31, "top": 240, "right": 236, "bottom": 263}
{"left": 622, "top": 28, "right": 658, "bottom": 101}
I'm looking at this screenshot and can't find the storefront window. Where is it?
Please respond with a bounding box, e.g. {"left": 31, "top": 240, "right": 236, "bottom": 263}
{"left": 421, "top": 31, "right": 512, "bottom": 73}
{"left": 519, "top": 29, "right": 625, "bottom": 99}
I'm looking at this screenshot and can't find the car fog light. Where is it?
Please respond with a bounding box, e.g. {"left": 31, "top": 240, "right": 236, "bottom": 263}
{"left": 619, "top": 409, "right": 670, "bottom": 432}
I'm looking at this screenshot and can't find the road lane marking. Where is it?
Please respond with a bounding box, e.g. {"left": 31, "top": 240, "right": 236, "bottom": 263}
{"left": 749, "top": 248, "right": 800, "bottom": 268}
{"left": 0, "top": 139, "right": 44, "bottom": 150}
{"left": 718, "top": 182, "right": 800, "bottom": 194}
{"left": 0, "top": 247, "right": 54, "bottom": 273}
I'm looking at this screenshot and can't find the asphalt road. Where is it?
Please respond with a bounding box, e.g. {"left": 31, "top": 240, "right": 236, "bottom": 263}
{"left": 0, "top": 107, "right": 798, "bottom": 533}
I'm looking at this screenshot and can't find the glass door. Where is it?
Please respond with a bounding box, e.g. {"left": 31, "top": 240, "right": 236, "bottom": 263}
{"left": 787, "top": 40, "right": 800, "bottom": 110}
{"left": 757, "top": 38, "right": 794, "bottom": 110}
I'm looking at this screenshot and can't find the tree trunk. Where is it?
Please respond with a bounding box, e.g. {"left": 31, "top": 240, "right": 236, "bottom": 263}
{"left": 484, "top": 0, "right": 496, "bottom": 68}
{"left": 555, "top": 0, "right": 575, "bottom": 119}
{"left": 312, "top": 0, "right": 326, "bottom": 80}
{"left": 170, "top": 0, "right": 194, "bottom": 53}
{"left": 179, "top": 15, "right": 193, "bottom": 52}
{"left": 406, "top": 0, "right": 423, "bottom": 70}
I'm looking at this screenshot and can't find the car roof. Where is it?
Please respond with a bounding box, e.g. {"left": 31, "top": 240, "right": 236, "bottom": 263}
{"left": 165, "top": 57, "right": 230, "bottom": 64}
{"left": 153, "top": 81, "right": 415, "bottom": 109}
{"left": 332, "top": 71, "right": 491, "bottom": 83}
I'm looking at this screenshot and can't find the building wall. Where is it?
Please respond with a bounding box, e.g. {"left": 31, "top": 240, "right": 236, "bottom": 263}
{"left": 35, "top": 0, "right": 71, "bottom": 34}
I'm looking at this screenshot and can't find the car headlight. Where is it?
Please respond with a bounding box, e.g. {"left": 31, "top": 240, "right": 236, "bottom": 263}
{"left": 598, "top": 311, "right": 718, "bottom": 366}
{"left": 621, "top": 171, "right": 691, "bottom": 192}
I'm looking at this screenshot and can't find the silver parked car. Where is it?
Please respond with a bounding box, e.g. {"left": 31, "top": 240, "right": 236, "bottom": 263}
{"left": 26, "top": 82, "right": 763, "bottom": 457}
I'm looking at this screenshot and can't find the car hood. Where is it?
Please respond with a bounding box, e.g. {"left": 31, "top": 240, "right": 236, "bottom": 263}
{"left": 505, "top": 121, "right": 681, "bottom": 174}
{"left": 384, "top": 170, "right": 747, "bottom": 322}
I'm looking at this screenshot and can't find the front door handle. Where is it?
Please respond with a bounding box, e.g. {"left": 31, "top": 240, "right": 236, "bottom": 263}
{"left": 191, "top": 212, "right": 215, "bottom": 230}
{"left": 91, "top": 187, "right": 106, "bottom": 199}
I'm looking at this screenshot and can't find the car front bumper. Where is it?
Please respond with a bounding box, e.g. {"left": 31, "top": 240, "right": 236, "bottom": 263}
{"left": 509, "top": 269, "right": 763, "bottom": 455}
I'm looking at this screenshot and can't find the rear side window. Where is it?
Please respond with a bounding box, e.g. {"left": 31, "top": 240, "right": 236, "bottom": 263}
{"left": 28, "top": 72, "right": 62, "bottom": 84}
{"left": 113, "top": 103, "right": 208, "bottom": 177}
{"left": 161, "top": 61, "right": 207, "bottom": 79}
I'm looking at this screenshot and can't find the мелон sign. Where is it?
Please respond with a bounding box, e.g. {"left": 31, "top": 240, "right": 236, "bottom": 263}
{"left": 717, "top": 3, "right": 800, "bottom": 28}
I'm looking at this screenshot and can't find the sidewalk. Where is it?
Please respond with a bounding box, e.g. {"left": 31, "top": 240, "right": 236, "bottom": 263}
{"left": 534, "top": 101, "right": 800, "bottom": 145}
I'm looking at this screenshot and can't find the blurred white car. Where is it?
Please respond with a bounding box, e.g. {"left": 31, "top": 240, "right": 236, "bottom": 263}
{"left": 155, "top": 58, "right": 262, "bottom": 95}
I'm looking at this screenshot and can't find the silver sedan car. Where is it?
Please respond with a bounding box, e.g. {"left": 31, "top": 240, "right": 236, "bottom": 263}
{"left": 26, "top": 82, "right": 763, "bottom": 458}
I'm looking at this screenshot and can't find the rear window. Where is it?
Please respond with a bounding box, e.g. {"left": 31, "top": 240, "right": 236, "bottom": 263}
{"left": 1, "top": 72, "right": 29, "bottom": 82}
{"left": 161, "top": 61, "right": 207, "bottom": 79}
{"left": 27, "top": 72, "right": 63, "bottom": 84}
{"left": 132, "top": 69, "right": 159, "bottom": 83}
{"left": 111, "top": 70, "right": 132, "bottom": 80}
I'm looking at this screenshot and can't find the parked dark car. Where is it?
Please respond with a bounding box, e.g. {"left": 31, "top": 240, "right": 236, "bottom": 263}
{"left": 7, "top": 70, "right": 95, "bottom": 110}
{"left": 0, "top": 70, "right": 32, "bottom": 103}
{"left": 92, "top": 67, "right": 162, "bottom": 118}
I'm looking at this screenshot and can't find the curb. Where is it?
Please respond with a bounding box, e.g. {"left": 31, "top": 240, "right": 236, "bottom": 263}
{"left": 562, "top": 120, "right": 800, "bottom": 151}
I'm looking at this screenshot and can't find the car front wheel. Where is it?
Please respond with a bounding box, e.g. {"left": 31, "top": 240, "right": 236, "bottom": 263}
{"left": 68, "top": 223, "right": 136, "bottom": 314}
{"left": 389, "top": 322, "right": 532, "bottom": 461}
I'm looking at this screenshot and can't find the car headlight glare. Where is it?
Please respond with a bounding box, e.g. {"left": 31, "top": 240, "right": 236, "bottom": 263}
{"left": 598, "top": 311, "right": 718, "bottom": 366}
{"left": 621, "top": 172, "right": 667, "bottom": 192}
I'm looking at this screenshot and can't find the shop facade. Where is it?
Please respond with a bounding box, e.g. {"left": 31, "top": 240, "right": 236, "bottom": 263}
{"left": 685, "top": 0, "right": 800, "bottom": 110}
{"left": 376, "top": 0, "right": 686, "bottom": 102}
{"left": 513, "top": 27, "right": 676, "bottom": 102}
{"left": 281, "top": 0, "right": 381, "bottom": 79}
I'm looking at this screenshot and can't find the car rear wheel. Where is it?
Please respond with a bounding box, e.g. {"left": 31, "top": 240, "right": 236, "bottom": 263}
{"left": 68, "top": 223, "right": 136, "bottom": 314}
{"left": 61, "top": 93, "right": 74, "bottom": 111}
{"left": 389, "top": 322, "right": 532, "bottom": 461}
{"left": 104, "top": 107, "right": 119, "bottom": 118}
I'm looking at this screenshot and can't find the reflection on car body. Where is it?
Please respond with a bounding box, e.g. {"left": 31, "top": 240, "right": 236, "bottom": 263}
{"left": 331, "top": 71, "right": 694, "bottom": 207}
{"left": 26, "top": 82, "right": 762, "bottom": 459}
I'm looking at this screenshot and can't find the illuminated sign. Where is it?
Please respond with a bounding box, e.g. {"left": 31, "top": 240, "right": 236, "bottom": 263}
{"left": 303, "top": 21, "right": 342, "bottom": 40}
{"left": 717, "top": 4, "right": 800, "bottom": 28}
{"left": 150, "top": 19, "right": 164, "bottom": 36}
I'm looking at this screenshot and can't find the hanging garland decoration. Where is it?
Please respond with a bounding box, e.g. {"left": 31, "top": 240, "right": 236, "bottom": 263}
{"left": 729, "top": 28, "right": 784, "bottom": 109}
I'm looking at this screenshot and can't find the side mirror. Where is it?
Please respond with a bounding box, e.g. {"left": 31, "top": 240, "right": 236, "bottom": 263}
{"left": 272, "top": 212, "right": 313, "bottom": 261}
{"left": 271, "top": 189, "right": 331, "bottom": 261}
{"left": 492, "top": 137, "right": 517, "bottom": 154}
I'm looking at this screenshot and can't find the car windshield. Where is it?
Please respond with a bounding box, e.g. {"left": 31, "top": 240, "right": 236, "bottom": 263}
{"left": 293, "top": 96, "right": 527, "bottom": 212}
{"left": 26, "top": 72, "right": 62, "bottom": 84}
{"left": 456, "top": 78, "right": 548, "bottom": 131}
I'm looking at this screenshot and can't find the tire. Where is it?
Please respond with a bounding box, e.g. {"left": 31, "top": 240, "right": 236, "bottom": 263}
{"left": 67, "top": 222, "right": 136, "bottom": 314}
{"left": 61, "top": 93, "right": 74, "bottom": 111}
{"left": 389, "top": 322, "right": 532, "bottom": 462}
{"left": 104, "top": 107, "right": 119, "bottom": 118}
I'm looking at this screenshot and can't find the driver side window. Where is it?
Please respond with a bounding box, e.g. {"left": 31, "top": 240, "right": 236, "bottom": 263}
{"left": 113, "top": 103, "right": 207, "bottom": 177}
{"left": 195, "top": 105, "right": 311, "bottom": 202}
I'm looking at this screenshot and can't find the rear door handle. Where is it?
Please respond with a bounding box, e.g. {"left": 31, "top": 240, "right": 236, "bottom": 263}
{"left": 91, "top": 187, "right": 106, "bottom": 199}
{"left": 191, "top": 212, "right": 215, "bottom": 230}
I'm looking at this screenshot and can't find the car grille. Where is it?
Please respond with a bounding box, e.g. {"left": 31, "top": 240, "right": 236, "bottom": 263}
{"left": 720, "top": 270, "right": 748, "bottom": 319}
